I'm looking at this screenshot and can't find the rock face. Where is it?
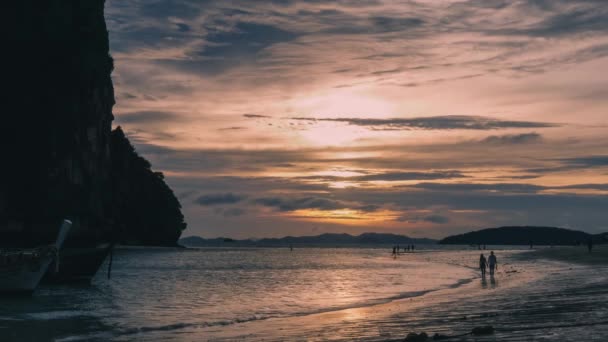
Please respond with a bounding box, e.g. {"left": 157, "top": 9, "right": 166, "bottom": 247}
{"left": 2, "top": 1, "right": 186, "bottom": 247}
{"left": 3, "top": 0, "right": 115, "bottom": 247}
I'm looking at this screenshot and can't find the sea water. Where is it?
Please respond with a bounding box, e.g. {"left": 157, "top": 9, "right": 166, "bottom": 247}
{"left": 6, "top": 246, "right": 604, "bottom": 341}
{"left": 0, "top": 247, "right": 481, "bottom": 341}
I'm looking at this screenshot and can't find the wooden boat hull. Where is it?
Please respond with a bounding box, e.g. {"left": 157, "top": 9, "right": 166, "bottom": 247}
{"left": 0, "top": 256, "right": 53, "bottom": 294}
{"left": 0, "top": 220, "right": 72, "bottom": 294}
{"left": 43, "top": 243, "right": 112, "bottom": 284}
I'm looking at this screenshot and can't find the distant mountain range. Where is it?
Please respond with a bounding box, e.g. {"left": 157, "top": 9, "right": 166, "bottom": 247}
{"left": 439, "top": 226, "right": 608, "bottom": 245}
{"left": 179, "top": 232, "right": 436, "bottom": 247}
{"left": 181, "top": 227, "right": 608, "bottom": 247}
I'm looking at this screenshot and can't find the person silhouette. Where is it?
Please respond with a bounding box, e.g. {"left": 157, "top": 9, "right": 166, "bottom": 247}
{"left": 479, "top": 253, "right": 487, "bottom": 277}
{"left": 488, "top": 251, "right": 497, "bottom": 276}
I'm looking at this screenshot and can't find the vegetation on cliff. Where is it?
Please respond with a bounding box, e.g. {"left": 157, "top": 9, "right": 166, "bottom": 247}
{"left": 111, "top": 127, "right": 187, "bottom": 246}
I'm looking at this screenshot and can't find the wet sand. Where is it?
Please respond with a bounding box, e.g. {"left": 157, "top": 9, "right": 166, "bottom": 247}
{"left": 201, "top": 248, "right": 608, "bottom": 341}
{"left": 530, "top": 244, "right": 608, "bottom": 265}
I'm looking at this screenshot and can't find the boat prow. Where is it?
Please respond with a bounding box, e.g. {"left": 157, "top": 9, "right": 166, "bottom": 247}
{"left": 0, "top": 220, "right": 72, "bottom": 294}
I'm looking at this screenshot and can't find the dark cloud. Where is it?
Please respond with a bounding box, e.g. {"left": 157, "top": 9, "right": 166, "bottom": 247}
{"left": 558, "top": 155, "right": 608, "bottom": 168}
{"left": 176, "top": 23, "right": 191, "bottom": 32}
{"left": 423, "top": 215, "right": 450, "bottom": 224}
{"left": 222, "top": 208, "right": 247, "bottom": 217}
{"left": 252, "top": 196, "right": 379, "bottom": 212}
{"left": 201, "top": 22, "right": 298, "bottom": 58}
{"left": 139, "top": 0, "right": 203, "bottom": 19}
{"left": 253, "top": 196, "right": 345, "bottom": 212}
{"left": 481, "top": 132, "right": 543, "bottom": 144}
{"left": 244, "top": 114, "right": 271, "bottom": 118}
{"left": 395, "top": 213, "right": 450, "bottom": 224}
{"left": 218, "top": 126, "right": 246, "bottom": 131}
{"left": 500, "top": 6, "right": 608, "bottom": 37}
{"left": 324, "top": 15, "right": 425, "bottom": 35}
{"left": 398, "top": 74, "right": 484, "bottom": 88}
{"left": 356, "top": 171, "right": 465, "bottom": 182}
{"left": 115, "top": 111, "right": 180, "bottom": 125}
{"left": 289, "top": 115, "right": 558, "bottom": 131}
{"left": 195, "top": 193, "right": 246, "bottom": 206}
{"left": 527, "top": 155, "right": 608, "bottom": 174}
{"left": 369, "top": 16, "right": 425, "bottom": 33}
{"left": 411, "top": 182, "right": 546, "bottom": 194}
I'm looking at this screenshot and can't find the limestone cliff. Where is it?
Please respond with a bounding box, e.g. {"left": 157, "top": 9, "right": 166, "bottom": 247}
{"left": 2, "top": 0, "right": 115, "bottom": 246}
{"left": 2, "top": 1, "right": 185, "bottom": 247}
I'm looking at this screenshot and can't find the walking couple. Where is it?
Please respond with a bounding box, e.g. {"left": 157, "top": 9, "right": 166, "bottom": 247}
{"left": 479, "top": 251, "right": 497, "bottom": 277}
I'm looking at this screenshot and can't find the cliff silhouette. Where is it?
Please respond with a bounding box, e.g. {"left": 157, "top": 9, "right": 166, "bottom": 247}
{"left": 111, "top": 127, "right": 186, "bottom": 246}
{"left": 2, "top": 0, "right": 185, "bottom": 247}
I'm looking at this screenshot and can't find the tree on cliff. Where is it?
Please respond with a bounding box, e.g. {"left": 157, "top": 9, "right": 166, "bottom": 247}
{"left": 110, "top": 127, "right": 186, "bottom": 246}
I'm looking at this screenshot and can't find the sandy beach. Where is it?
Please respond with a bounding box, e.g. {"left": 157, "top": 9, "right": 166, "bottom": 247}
{"left": 199, "top": 247, "right": 608, "bottom": 341}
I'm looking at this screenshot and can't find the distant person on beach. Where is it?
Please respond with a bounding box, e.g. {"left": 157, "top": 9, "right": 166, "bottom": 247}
{"left": 488, "top": 251, "right": 497, "bottom": 276}
{"left": 479, "top": 253, "right": 487, "bottom": 277}
{"left": 588, "top": 238, "right": 593, "bottom": 253}
{"left": 412, "top": 245, "right": 415, "bottom": 251}
{"left": 392, "top": 246, "right": 397, "bottom": 258}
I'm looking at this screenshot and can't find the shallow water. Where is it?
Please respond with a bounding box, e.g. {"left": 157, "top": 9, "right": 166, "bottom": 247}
{"left": 0, "top": 247, "right": 477, "bottom": 341}
{"left": 1, "top": 247, "right": 606, "bottom": 341}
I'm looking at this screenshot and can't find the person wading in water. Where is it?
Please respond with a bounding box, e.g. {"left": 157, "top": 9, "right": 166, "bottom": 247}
{"left": 488, "top": 251, "right": 498, "bottom": 276}
{"left": 479, "top": 253, "right": 487, "bottom": 277}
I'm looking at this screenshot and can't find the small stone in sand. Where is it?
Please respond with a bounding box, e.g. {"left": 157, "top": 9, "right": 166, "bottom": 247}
{"left": 471, "top": 325, "right": 494, "bottom": 335}
{"left": 404, "top": 332, "right": 428, "bottom": 341}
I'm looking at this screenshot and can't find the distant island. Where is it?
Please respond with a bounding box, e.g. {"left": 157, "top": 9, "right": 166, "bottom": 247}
{"left": 181, "top": 227, "right": 608, "bottom": 248}
{"left": 439, "top": 226, "right": 607, "bottom": 246}
{"left": 180, "top": 232, "right": 436, "bottom": 247}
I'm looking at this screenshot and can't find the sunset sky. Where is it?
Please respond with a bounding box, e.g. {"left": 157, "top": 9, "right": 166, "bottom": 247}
{"left": 105, "top": 0, "right": 608, "bottom": 239}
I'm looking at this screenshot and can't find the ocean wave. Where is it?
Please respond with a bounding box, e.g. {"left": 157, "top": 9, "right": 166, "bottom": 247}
{"left": 26, "top": 310, "right": 91, "bottom": 320}
{"left": 106, "top": 275, "right": 477, "bottom": 338}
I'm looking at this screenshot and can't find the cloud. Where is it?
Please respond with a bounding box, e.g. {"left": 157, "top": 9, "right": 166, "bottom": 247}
{"left": 105, "top": 0, "right": 608, "bottom": 238}
{"left": 481, "top": 133, "right": 543, "bottom": 144}
{"left": 218, "top": 126, "right": 247, "bottom": 131}
{"left": 395, "top": 213, "right": 449, "bottom": 224}
{"left": 201, "top": 22, "right": 298, "bottom": 59}
{"left": 411, "top": 182, "right": 546, "bottom": 194}
{"left": 176, "top": 23, "right": 190, "bottom": 32}
{"left": 195, "top": 193, "right": 246, "bottom": 206}
{"left": 498, "top": 5, "right": 608, "bottom": 37}
{"left": 289, "top": 115, "right": 558, "bottom": 131}
{"left": 222, "top": 207, "right": 247, "bottom": 217}
{"left": 252, "top": 196, "right": 378, "bottom": 213}
{"left": 527, "top": 155, "right": 608, "bottom": 173}
{"left": 115, "top": 111, "right": 180, "bottom": 125}
{"left": 355, "top": 170, "right": 466, "bottom": 182}
{"left": 243, "top": 114, "right": 271, "bottom": 118}
{"left": 423, "top": 215, "right": 450, "bottom": 224}
{"left": 253, "top": 196, "right": 345, "bottom": 212}
{"left": 558, "top": 155, "right": 608, "bottom": 168}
